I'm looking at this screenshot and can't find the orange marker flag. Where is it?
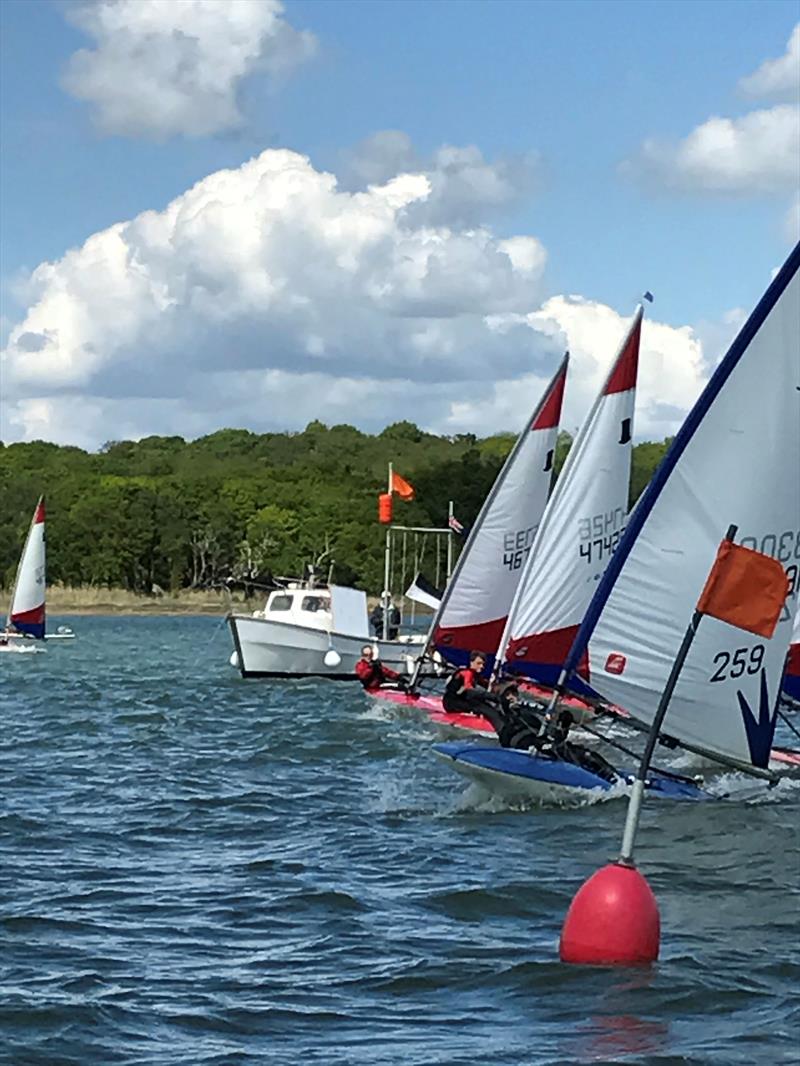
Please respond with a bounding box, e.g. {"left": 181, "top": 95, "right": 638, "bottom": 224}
{"left": 696, "top": 540, "right": 790, "bottom": 639}
{"left": 390, "top": 471, "right": 415, "bottom": 501}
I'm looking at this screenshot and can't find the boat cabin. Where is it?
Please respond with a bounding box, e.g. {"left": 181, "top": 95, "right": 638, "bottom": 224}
{"left": 255, "top": 587, "right": 333, "bottom": 632}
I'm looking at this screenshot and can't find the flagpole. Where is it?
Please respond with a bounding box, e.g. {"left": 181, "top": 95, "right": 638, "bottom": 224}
{"left": 446, "top": 501, "right": 454, "bottom": 580}
{"left": 382, "top": 463, "right": 393, "bottom": 641}
{"left": 618, "top": 523, "right": 736, "bottom": 866}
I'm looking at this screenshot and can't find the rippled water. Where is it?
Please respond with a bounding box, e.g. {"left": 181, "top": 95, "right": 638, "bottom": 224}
{"left": 1, "top": 616, "right": 798, "bottom": 1065}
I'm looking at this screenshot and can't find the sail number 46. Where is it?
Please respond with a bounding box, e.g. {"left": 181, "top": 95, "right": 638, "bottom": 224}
{"left": 709, "top": 644, "right": 764, "bottom": 683}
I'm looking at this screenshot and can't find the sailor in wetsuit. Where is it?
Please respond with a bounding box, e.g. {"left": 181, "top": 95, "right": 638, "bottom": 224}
{"left": 481, "top": 691, "right": 618, "bottom": 783}
{"left": 487, "top": 684, "right": 546, "bottom": 749}
{"left": 355, "top": 645, "right": 407, "bottom": 692}
{"left": 544, "top": 710, "right": 618, "bottom": 782}
{"left": 442, "top": 652, "right": 492, "bottom": 714}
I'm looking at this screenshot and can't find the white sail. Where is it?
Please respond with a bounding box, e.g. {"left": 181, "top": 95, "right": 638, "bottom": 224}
{"left": 499, "top": 306, "right": 643, "bottom": 685}
{"left": 429, "top": 355, "right": 568, "bottom": 667}
{"left": 563, "top": 244, "right": 800, "bottom": 770}
{"left": 8, "top": 496, "right": 47, "bottom": 639}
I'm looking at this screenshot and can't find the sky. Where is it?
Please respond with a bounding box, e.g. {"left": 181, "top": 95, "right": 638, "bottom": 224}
{"left": 0, "top": 0, "right": 798, "bottom": 450}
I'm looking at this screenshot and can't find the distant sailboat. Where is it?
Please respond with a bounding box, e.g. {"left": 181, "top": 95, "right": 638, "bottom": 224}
{"left": 435, "top": 243, "right": 800, "bottom": 799}
{"left": 2, "top": 497, "right": 74, "bottom": 653}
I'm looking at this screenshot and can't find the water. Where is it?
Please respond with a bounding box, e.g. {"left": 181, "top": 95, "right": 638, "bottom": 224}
{"left": 1, "top": 616, "right": 798, "bottom": 1065}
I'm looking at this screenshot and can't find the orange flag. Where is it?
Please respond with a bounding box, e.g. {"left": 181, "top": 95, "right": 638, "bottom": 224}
{"left": 696, "top": 540, "right": 789, "bottom": 638}
{"left": 390, "top": 471, "right": 415, "bottom": 501}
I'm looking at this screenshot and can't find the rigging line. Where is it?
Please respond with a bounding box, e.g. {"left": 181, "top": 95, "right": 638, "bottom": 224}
{"left": 777, "top": 708, "right": 800, "bottom": 743}
{"left": 189, "top": 613, "right": 229, "bottom": 669}
{"left": 567, "top": 715, "right": 701, "bottom": 786}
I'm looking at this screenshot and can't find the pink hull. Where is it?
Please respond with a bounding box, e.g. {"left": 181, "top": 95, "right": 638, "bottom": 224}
{"left": 770, "top": 748, "right": 800, "bottom": 767}
{"left": 367, "top": 689, "right": 444, "bottom": 713}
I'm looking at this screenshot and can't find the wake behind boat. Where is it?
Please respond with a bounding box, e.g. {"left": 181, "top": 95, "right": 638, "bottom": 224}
{"left": 433, "top": 741, "right": 711, "bottom": 805}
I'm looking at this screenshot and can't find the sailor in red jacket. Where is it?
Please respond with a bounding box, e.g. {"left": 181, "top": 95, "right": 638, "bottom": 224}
{"left": 355, "top": 645, "right": 406, "bottom": 691}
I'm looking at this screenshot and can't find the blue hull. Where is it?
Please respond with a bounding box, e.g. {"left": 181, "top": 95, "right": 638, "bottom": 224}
{"left": 433, "top": 742, "right": 712, "bottom": 801}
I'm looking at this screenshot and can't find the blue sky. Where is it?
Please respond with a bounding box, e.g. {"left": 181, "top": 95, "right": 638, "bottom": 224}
{"left": 0, "top": 0, "right": 798, "bottom": 447}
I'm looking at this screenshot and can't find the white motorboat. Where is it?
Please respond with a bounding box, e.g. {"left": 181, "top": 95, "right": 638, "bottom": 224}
{"left": 228, "top": 581, "right": 424, "bottom": 680}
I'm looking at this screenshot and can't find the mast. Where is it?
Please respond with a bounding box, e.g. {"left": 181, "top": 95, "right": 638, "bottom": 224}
{"left": 446, "top": 501, "right": 454, "bottom": 580}
{"left": 382, "top": 462, "right": 392, "bottom": 641}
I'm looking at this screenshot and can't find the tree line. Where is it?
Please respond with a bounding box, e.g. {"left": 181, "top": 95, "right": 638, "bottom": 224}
{"left": 0, "top": 422, "right": 672, "bottom": 595}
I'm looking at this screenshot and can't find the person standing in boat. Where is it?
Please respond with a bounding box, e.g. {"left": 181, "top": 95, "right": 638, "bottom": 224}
{"left": 442, "top": 651, "right": 493, "bottom": 714}
{"left": 370, "top": 598, "right": 401, "bottom": 640}
{"left": 355, "top": 645, "right": 407, "bottom": 691}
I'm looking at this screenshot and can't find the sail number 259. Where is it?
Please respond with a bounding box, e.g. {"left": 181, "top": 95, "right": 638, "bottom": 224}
{"left": 709, "top": 644, "right": 765, "bottom": 683}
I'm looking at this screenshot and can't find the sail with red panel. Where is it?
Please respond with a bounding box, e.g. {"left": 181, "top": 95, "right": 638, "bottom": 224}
{"left": 497, "top": 303, "right": 644, "bottom": 688}
{"left": 8, "top": 497, "right": 47, "bottom": 639}
{"left": 784, "top": 609, "right": 800, "bottom": 703}
{"left": 424, "top": 353, "right": 568, "bottom": 672}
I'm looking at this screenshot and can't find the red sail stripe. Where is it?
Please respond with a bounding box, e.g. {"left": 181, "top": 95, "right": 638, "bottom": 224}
{"left": 604, "top": 317, "right": 641, "bottom": 395}
{"left": 532, "top": 363, "right": 568, "bottom": 430}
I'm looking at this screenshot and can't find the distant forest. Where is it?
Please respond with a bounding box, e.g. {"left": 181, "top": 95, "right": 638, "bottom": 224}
{"left": 0, "top": 422, "right": 672, "bottom": 594}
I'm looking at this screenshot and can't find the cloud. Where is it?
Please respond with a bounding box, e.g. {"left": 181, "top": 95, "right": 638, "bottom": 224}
{"left": 1, "top": 147, "right": 711, "bottom": 450}
{"left": 1, "top": 147, "right": 553, "bottom": 434}
{"left": 341, "top": 131, "right": 540, "bottom": 225}
{"left": 739, "top": 24, "right": 800, "bottom": 102}
{"left": 512, "top": 297, "right": 706, "bottom": 441}
{"left": 624, "top": 26, "right": 799, "bottom": 198}
{"left": 61, "top": 0, "right": 316, "bottom": 139}
{"left": 626, "top": 105, "right": 800, "bottom": 195}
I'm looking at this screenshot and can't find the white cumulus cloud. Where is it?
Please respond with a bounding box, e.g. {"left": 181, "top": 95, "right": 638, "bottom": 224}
{"left": 341, "top": 131, "right": 540, "bottom": 226}
{"left": 628, "top": 105, "right": 799, "bottom": 195}
{"left": 625, "top": 26, "right": 800, "bottom": 199}
{"left": 61, "top": 0, "right": 316, "bottom": 139}
{"left": 1, "top": 147, "right": 712, "bottom": 450}
{"left": 739, "top": 23, "right": 800, "bottom": 102}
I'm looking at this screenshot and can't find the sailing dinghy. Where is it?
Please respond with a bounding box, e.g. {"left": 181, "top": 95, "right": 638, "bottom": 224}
{"left": 367, "top": 355, "right": 568, "bottom": 725}
{"left": 428, "top": 304, "right": 643, "bottom": 743}
{"left": 436, "top": 242, "right": 800, "bottom": 801}
{"left": 1, "top": 497, "right": 74, "bottom": 654}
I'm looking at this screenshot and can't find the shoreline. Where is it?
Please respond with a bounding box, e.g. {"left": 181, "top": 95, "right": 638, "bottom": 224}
{"left": 11, "top": 586, "right": 262, "bottom": 618}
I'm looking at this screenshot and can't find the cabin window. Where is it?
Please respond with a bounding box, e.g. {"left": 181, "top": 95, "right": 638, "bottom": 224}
{"left": 301, "top": 596, "right": 327, "bottom": 613}
{"left": 270, "top": 594, "right": 294, "bottom": 612}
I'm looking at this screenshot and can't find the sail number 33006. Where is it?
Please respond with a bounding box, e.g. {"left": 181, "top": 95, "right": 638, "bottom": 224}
{"left": 709, "top": 644, "right": 764, "bottom": 682}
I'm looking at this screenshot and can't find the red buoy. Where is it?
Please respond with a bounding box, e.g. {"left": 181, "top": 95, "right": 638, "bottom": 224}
{"left": 560, "top": 862, "right": 660, "bottom": 966}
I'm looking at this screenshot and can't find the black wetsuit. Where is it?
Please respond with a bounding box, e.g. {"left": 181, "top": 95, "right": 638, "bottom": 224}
{"left": 496, "top": 701, "right": 545, "bottom": 750}
{"left": 442, "top": 667, "right": 490, "bottom": 714}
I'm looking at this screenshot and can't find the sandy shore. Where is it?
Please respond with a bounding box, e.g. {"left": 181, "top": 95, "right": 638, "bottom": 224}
{"left": 27, "top": 586, "right": 262, "bottom": 617}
